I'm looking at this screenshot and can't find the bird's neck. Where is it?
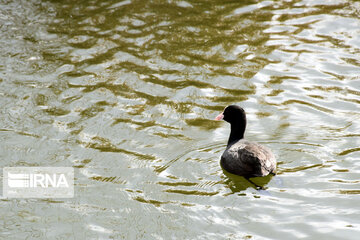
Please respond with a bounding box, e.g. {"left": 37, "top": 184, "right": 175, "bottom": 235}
{"left": 227, "top": 124, "right": 245, "bottom": 147}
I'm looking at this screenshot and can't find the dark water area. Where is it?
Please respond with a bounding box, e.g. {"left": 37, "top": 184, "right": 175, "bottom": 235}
{"left": 1, "top": 0, "right": 360, "bottom": 239}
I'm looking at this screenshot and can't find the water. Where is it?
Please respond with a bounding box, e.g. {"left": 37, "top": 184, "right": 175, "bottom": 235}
{"left": 1, "top": 0, "right": 360, "bottom": 239}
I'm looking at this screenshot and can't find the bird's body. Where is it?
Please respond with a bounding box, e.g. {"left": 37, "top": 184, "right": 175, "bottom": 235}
{"left": 221, "top": 139, "right": 276, "bottom": 177}
{"left": 216, "top": 105, "right": 276, "bottom": 177}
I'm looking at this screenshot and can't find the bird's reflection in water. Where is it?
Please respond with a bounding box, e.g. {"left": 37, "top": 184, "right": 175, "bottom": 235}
{"left": 222, "top": 169, "right": 274, "bottom": 194}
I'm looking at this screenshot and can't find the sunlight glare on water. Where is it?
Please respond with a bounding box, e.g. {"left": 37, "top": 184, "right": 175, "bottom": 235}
{"left": 0, "top": 0, "right": 360, "bottom": 239}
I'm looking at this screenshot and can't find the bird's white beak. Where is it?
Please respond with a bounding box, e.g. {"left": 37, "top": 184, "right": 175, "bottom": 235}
{"left": 215, "top": 113, "right": 224, "bottom": 121}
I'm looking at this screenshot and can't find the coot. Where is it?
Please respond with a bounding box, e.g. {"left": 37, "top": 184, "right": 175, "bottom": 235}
{"left": 215, "top": 105, "right": 276, "bottom": 177}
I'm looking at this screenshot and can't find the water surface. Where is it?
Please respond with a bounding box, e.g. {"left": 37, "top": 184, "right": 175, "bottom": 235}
{"left": 1, "top": 0, "right": 360, "bottom": 239}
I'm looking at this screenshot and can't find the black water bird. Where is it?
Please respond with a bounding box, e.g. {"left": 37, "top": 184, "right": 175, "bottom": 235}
{"left": 215, "top": 105, "right": 276, "bottom": 177}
